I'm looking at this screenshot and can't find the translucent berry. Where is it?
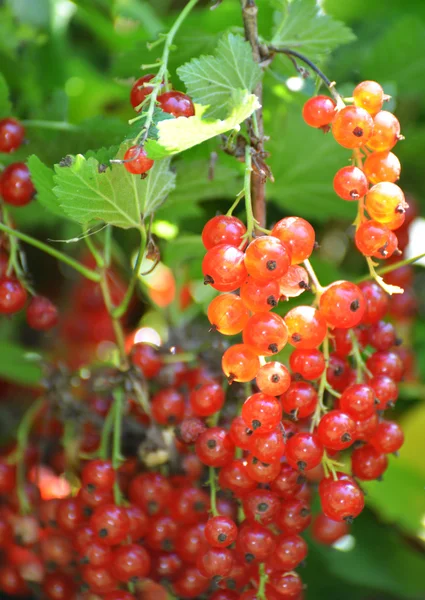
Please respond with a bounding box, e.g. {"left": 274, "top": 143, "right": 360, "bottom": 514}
{"left": 240, "top": 277, "right": 280, "bottom": 312}
{"left": 302, "top": 95, "right": 336, "bottom": 128}
{"left": 202, "top": 215, "right": 247, "bottom": 249}
{"left": 222, "top": 344, "right": 260, "bottom": 383}
{"left": 351, "top": 444, "right": 388, "bottom": 480}
{"left": 363, "top": 151, "right": 401, "bottom": 184}
{"left": 0, "top": 163, "right": 35, "bottom": 206}
{"left": 311, "top": 513, "right": 349, "bottom": 545}
{"left": 317, "top": 410, "right": 356, "bottom": 451}
{"left": 205, "top": 516, "right": 238, "bottom": 548}
{"left": 0, "top": 118, "right": 25, "bottom": 152}
{"left": 319, "top": 478, "right": 364, "bottom": 521}
{"left": 90, "top": 504, "right": 130, "bottom": 545}
{"left": 367, "top": 111, "right": 401, "bottom": 151}
{"left": 242, "top": 312, "right": 288, "bottom": 356}
{"left": 0, "top": 278, "right": 27, "bottom": 314}
{"left": 196, "top": 547, "right": 234, "bottom": 578}
{"left": 281, "top": 381, "right": 318, "bottom": 419}
{"left": 189, "top": 382, "right": 225, "bottom": 417}
{"left": 278, "top": 265, "right": 310, "bottom": 298}
{"left": 355, "top": 220, "right": 398, "bottom": 259}
{"left": 332, "top": 106, "right": 374, "bottom": 148}
{"left": 339, "top": 383, "right": 376, "bottom": 420}
{"left": 111, "top": 544, "right": 151, "bottom": 581}
{"left": 369, "top": 420, "right": 404, "bottom": 454}
{"left": 289, "top": 348, "right": 325, "bottom": 380}
{"left": 369, "top": 375, "right": 398, "bottom": 410}
{"left": 242, "top": 489, "right": 281, "bottom": 525}
{"left": 271, "top": 217, "right": 315, "bottom": 264}
{"left": 285, "top": 432, "right": 323, "bottom": 471}
{"left": 284, "top": 306, "right": 327, "bottom": 349}
{"left": 249, "top": 427, "right": 286, "bottom": 463}
{"left": 241, "top": 392, "right": 282, "bottom": 434}
{"left": 359, "top": 281, "right": 389, "bottom": 324}
{"left": 333, "top": 165, "right": 368, "bottom": 201}
{"left": 195, "top": 427, "right": 235, "bottom": 467}
{"left": 320, "top": 281, "right": 365, "bottom": 329}
{"left": 353, "top": 80, "right": 384, "bottom": 116}
{"left": 26, "top": 296, "right": 58, "bottom": 330}
{"left": 158, "top": 91, "right": 195, "bottom": 118}
{"left": 202, "top": 244, "right": 247, "bottom": 292}
{"left": 123, "top": 145, "right": 154, "bottom": 175}
{"left": 131, "top": 342, "right": 162, "bottom": 378}
{"left": 207, "top": 293, "right": 250, "bottom": 335}
{"left": 365, "top": 182, "right": 406, "bottom": 224}
{"left": 255, "top": 361, "right": 291, "bottom": 395}
{"left": 244, "top": 236, "right": 291, "bottom": 282}
{"left": 130, "top": 74, "right": 157, "bottom": 110}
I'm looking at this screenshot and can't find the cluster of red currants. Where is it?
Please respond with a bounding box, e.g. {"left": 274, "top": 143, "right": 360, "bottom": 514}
{"left": 0, "top": 118, "right": 58, "bottom": 328}
{"left": 123, "top": 74, "right": 195, "bottom": 176}
{"left": 0, "top": 117, "right": 35, "bottom": 208}
{"left": 303, "top": 81, "right": 407, "bottom": 265}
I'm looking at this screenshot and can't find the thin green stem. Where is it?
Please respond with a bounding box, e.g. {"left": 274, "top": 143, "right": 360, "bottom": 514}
{"left": 104, "top": 225, "right": 112, "bottom": 267}
{"left": 257, "top": 563, "right": 268, "bottom": 600}
{"left": 303, "top": 258, "right": 324, "bottom": 295}
{"left": 99, "top": 404, "right": 115, "bottom": 460}
{"left": 349, "top": 329, "right": 371, "bottom": 383}
{"left": 112, "top": 228, "right": 146, "bottom": 319}
{"left": 84, "top": 233, "right": 105, "bottom": 268}
{"left": 310, "top": 332, "right": 330, "bottom": 432}
{"left": 209, "top": 466, "right": 219, "bottom": 517}
{"left": 0, "top": 222, "right": 100, "bottom": 282}
{"left": 134, "top": 0, "right": 200, "bottom": 145}
{"left": 244, "top": 146, "right": 255, "bottom": 239}
{"left": 356, "top": 252, "right": 425, "bottom": 283}
{"left": 112, "top": 388, "right": 125, "bottom": 505}
{"left": 321, "top": 450, "right": 342, "bottom": 481}
{"left": 226, "top": 189, "right": 245, "bottom": 216}
{"left": 100, "top": 275, "right": 128, "bottom": 368}
{"left": 21, "top": 120, "right": 80, "bottom": 132}
{"left": 162, "top": 351, "right": 196, "bottom": 364}
{"left": 16, "top": 398, "right": 46, "bottom": 514}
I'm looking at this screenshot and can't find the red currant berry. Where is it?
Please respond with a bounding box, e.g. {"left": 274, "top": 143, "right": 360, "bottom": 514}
{"left": 311, "top": 512, "right": 349, "bottom": 545}
{"left": 339, "top": 383, "right": 376, "bottom": 420}
{"left": 203, "top": 244, "right": 247, "bottom": 292}
{"left": 151, "top": 387, "right": 185, "bottom": 425}
{"left": 189, "top": 382, "right": 224, "bottom": 417}
{"left": 359, "top": 281, "right": 389, "bottom": 324}
{"left": 285, "top": 306, "right": 327, "bottom": 349}
{"left": 202, "top": 215, "right": 246, "bottom": 249}
{"left": 245, "top": 455, "right": 281, "bottom": 483}
{"left": 218, "top": 459, "right": 256, "bottom": 496}
{"left": 355, "top": 220, "right": 398, "bottom": 259}
{"left": 131, "top": 342, "right": 162, "bottom": 378}
{"left": 367, "top": 111, "right": 401, "bottom": 151}
{"left": 320, "top": 281, "right": 365, "bottom": 329}
{"left": 242, "top": 392, "right": 282, "bottom": 433}
{"left": 353, "top": 80, "right": 384, "bottom": 116}
{"left": 130, "top": 74, "right": 157, "bottom": 110}
{"left": 245, "top": 236, "right": 291, "bottom": 282}
{"left": 242, "top": 489, "right": 281, "bottom": 525}
{"left": 271, "top": 216, "right": 315, "bottom": 264}
{"left": 255, "top": 361, "right": 291, "bottom": 396}
{"left": 195, "top": 427, "right": 235, "bottom": 467}
{"left": 249, "top": 427, "right": 286, "bottom": 463}
{"left": 369, "top": 420, "right": 404, "bottom": 454}
{"left": 0, "top": 163, "right": 35, "bottom": 206}
{"left": 317, "top": 410, "right": 356, "bottom": 451}
{"left": 229, "top": 415, "right": 255, "bottom": 450}
{"left": 365, "top": 182, "right": 406, "bottom": 224}
{"left": 354, "top": 412, "right": 379, "bottom": 441}
{"left": 205, "top": 516, "right": 238, "bottom": 548}
{"left": 81, "top": 460, "right": 115, "bottom": 493}
{"left": 243, "top": 312, "right": 288, "bottom": 356}
{"left": 281, "top": 381, "right": 318, "bottom": 420}
{"left": 289, "top": 348, "right": 325, "bottom": 380}
{"left": 158, "top": 91, "right": 195, "bottom": 117}
{"left": 273, "top": 533, "right": 308, "bottom": 571}
{"left": 222, "top": 344, "right": 260, "bottom": 383}
{"left": 278, "top": 264, "right": 310, "bottom": 298}
{"left": 302, "top": 95, "right": 336, "bottom": 128}
{"left": 111, "top": 543, "right": 151, "bottom": 581}
{"left": 236, "top": 523, "right": 276, "bottom": 563}
{"left": 333, "top": 165, "right": 368, "bottom": 201}
{"left": 276, "top": 498, "right": 311, "bottom": 534}
{"left": 270, "top": 463, "right": 304, "bottom": 500}
{"left": 332, "top": 105, "right": 374, "bottom": 148}
{"left": 351, "top": 444, "right": 388, "bottom": 480}
{"left": 123, "top": 145, "right": 154, "bottom": 175}
{"left": 0, "top": 118, "right": 25, "bottom": 152}
{"left": 0, "top": 278, "right": 27, "bottom": 314}
{"left": 26, "top": 295, "right": 58, "bottom": 330}
{"left": 90, "top": 504, "right": 130, "bottom": 545}
{"left": 364, "top": 151, "right": 401, "bottom": 184}
{"left": 197, "top": 547, "right": 234, "bottom": 578}
{"left": 286, "top": 432, "right": 323, "bottom": 471}
{"left": 208, "top": 293, "right": 250, "bottom": 335}
{"left": 240, "top": 276, "right": 280, "bottom": 312}
{"left": 269, "top": 571, "right": 303, "bottom": 598}
{"left": 319, "top": 478, "right": 364, "bottom": 521}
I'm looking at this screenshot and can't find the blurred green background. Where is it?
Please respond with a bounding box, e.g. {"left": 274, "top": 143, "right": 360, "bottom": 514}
{"left": 0, "top": 0, "right": 424, "bottom": 598}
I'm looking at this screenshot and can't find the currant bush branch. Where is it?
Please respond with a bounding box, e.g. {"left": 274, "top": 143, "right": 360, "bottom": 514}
{"left": 112, "top": 226, "right": 147, "bottom": 319}
{"left": 349, "top": 329, "right": 372, "bottom": 383}
{"left": 0, "top": 222, "right": 101, "bottom": 282}
{"left": 132, "top": 0, "right": 200, "bottom": 146}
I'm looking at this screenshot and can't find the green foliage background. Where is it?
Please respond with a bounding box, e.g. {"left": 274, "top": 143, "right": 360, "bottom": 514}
{"left": 0, "top": 0, "right": 424, "bottom": 598}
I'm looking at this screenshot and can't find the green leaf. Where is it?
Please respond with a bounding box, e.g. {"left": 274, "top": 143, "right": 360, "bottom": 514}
{"left": 145, "top": 91, "right": 260, "bottom": 160}
{"left": 0, "top": 72, "right": 12, "bottom": 119}
{"left": 266, "top": 104, "right": 355, "bottom": 222}
{"left": 7, "top": 0, "right": 51, "bottom": 29}
{"left": 0, "top": 342, "right": 42, "bottom": 386}
{"left": 53, "top": 153, "right": 175, "bottom": 229}
{"left": 271, "top": 0, "right": 356, "bottom": 58}
{"left": 315, "top": 510, "right": 425, "bottom": 597}
{"left": 27, "top": 155, "right": 67, "bottom": 218}
{"left": 177, "top": 33, "right": 262, "bottom": 119}
{"left": 163, "top": 234, "right": 205, "bottom": 269}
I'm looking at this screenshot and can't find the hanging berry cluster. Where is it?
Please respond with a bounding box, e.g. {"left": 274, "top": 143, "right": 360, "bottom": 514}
{"left": 0, "top": 118, "right": 59, "bottom": 329}
{"left": 195, "top": 80, "right": 409, "bottom": 598}
{"left": 303, "top": 81, "right": 407, "bottom": 290}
